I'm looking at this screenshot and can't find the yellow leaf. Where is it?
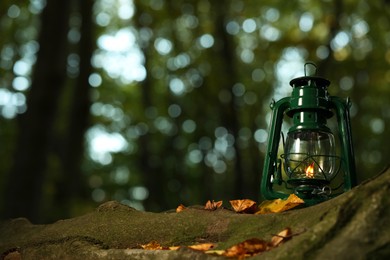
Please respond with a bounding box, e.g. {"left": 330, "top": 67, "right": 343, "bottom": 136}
{"left": 204, "top": 200, "right": 223, "bottom": 210}
{"left": 188, "top": 243, "right": 215, "bottom": 251}
{"left": 205, "top": 249, "right": 225, "bottom": 256}
{"left": 270, "top": 227, "right": 292, "bottom": 247}
{"left": 141, "top": 241, "right": 164, "bottom": 250}
{"left": 229, "top": 199, "right": 257, "bottom": 213}
{"left": 256, "top": 194, "right": 304, "bottom": 214}
{"left": 167, "top": 243, "right": 215, "bottom": 252}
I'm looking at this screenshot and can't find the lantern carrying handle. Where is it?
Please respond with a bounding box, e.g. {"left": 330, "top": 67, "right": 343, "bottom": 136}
{"left": 304, "top": 62, "right": 318, "bottom": 76}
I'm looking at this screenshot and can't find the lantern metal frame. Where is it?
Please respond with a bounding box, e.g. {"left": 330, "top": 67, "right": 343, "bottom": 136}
{"left": 261, "top": 63, "right": 356, "bottom": 205}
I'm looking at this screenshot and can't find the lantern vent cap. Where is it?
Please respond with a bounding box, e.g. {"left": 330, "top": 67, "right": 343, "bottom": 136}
{"left": 289, "top": 76, "right": 330, "bottom": 88}
{"left": 290, "top": 62, "right": 330, "bottom": 88}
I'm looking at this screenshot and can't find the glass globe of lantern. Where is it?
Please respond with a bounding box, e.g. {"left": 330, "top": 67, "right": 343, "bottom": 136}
{"left": 283, "top": 129, "right": 337, "bottom": 185}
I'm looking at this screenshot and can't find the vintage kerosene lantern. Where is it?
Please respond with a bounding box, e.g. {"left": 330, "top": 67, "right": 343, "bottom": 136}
{"left": 261, "top": 63, "right": 356, "bottom": 205}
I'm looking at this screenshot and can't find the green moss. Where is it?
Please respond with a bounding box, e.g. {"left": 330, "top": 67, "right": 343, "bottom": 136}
{"left": 1, "top": 169, "right": 390, "bottom": 259}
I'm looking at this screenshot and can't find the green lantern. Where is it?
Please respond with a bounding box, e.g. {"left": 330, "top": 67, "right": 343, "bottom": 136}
{"left": 261, "top": 63, "right": 356, "bottom": 205}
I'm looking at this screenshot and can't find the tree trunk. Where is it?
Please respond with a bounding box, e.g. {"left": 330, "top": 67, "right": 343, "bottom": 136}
{"left": 1, "top": 167, "right": 389, "bottom": 259}
{"left": 55, "top": 0, "right": 94, "bottom": 219}
{"left": 133, "top": 2, "right": 167, "bottom": 211}
{"left": 3, "top": 0, "right": 71, "bottom": 223}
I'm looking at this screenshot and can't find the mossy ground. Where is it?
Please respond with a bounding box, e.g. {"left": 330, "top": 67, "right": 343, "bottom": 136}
{"left": 1, "top": 168, "right": 390, "bottom": 259}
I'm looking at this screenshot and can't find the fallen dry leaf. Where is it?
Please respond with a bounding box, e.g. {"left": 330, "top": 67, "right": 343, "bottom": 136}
{"left": 230, "top": 199, "right": 257, "bottom": 213}
{"left": 204, "top": 200, "right": 223, "bottom": 210}
{"left": 141, "top": 242, "right": 215, "bottom": 252}
{"left": 139, "top": 228, "right": 295, "bottom": 259}
{"left": 270, "top": 227, "right": 292, "bottom": 247}
{"left": 223, "top": 228, "right": 293, "bottom": 258}
{"left": 188, "top": 243, "right": 215, "bottom": 251}
{"left": 256, "top": 194, "right": 304, "bottom": 214}
{"left": 205, "top": 249, "right": 226, "bottom": 256}
{"left": 140, "top": 241, "right": 164, "bottom": 250}
{"left": 224, "top": 238, "right": 269, "bottom": 258}
{"left": 176, "top": 204, "right": 187, "bottom": 213}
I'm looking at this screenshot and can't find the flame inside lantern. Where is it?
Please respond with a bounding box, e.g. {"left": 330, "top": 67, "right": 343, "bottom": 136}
{"left": 305, "top": 163, "right": 315, "bottom": 178}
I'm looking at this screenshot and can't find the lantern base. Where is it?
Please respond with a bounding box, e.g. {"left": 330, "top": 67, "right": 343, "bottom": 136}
{"left": 287, "top": 179, "right": 331, "bottom": 202}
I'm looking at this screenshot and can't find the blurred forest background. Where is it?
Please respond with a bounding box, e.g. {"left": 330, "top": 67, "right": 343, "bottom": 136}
{"left": 0, "top": 0, "right": 389, "bottom": 224}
